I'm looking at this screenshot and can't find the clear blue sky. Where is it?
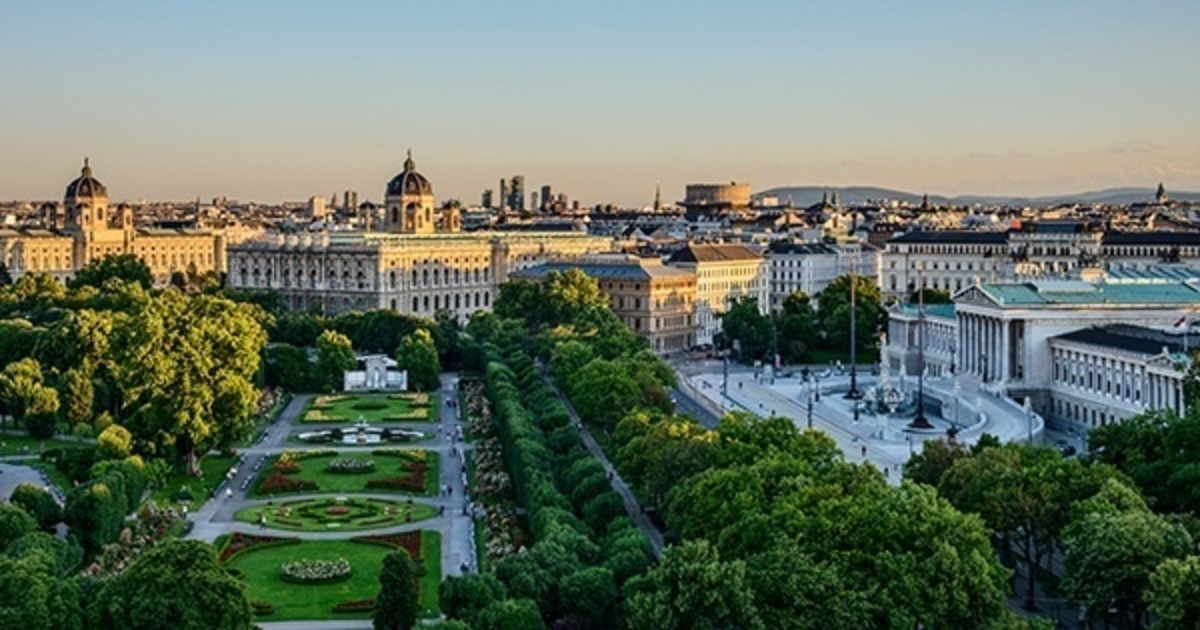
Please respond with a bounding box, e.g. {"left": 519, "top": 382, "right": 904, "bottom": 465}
{"left": 2, "top": 0, "right": 1197, "bottom": 205}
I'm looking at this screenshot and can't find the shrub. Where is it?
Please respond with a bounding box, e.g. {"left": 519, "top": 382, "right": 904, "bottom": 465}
{"left": 251, "top": 600, "right": 274, "bottom": 616}
{"left": 10, "top": 483, "right": 62, "bottom": 531}
{"left": 366, "top": 475, "right": 424, "bottom": 492}
{"left": 353, "top": 532, "right": 422, "bottom": 558}
{"left": 258, "top": 471, "right": 318, "bottom": 494}
{"left": 333, "top": 598, "right": 377, "bottom": 613}
{"left": 219, "top": 532, "right": 299, "bottom": 563}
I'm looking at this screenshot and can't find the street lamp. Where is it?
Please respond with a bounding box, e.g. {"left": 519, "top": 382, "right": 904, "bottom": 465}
{"left": 908, "top": 264, "right": 933, "bottom": 430}
{"left": 846, "top": 263, "right": 862, "bottom": 401}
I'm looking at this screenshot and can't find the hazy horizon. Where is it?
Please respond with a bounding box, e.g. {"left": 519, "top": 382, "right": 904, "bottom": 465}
{"left": 2, "top": 0, "right": 1198, "bottom": 206}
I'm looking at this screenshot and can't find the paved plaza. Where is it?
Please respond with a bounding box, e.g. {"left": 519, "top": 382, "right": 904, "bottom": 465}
{"left": 678, "top": 360, "right": 1044, "bottom": 482}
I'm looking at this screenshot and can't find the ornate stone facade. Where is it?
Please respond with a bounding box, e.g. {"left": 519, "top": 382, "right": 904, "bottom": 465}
{"left": 0, "top": 159, "right": 251, "bottom": 283}
{"left": 226, "top": 156, "right": 612, "bottom": 317}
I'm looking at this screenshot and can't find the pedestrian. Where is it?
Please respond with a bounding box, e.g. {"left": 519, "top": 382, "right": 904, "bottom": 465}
{"left": 607, "top": 470, "right": 613, "bottom": 481}
{"left": 861, "top": 445, "right": 867, "bottom": 457}
{"left": 884, "top": 468, "right": 889, "bottom": 479}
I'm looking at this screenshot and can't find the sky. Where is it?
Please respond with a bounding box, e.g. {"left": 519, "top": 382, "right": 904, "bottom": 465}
{"left": 1, "top": 0, "right": 1198, "bottom": 206}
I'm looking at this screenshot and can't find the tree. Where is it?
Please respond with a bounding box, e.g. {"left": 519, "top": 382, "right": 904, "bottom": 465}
{"left": 908, "top": 287, "right": 952, "bottom": 304}
{"left": 315, "top": 329, "right": 356, "bottom": 392}
{"left": 68, "top": 253, "right": 154, "bottom": 291}
{"left": 0, "top": 551, "right": 81, "bottom": 630}
{"left": 64, "top": 479, "right": 125, "bottom": 558}
{"left": 815, "top": 274, "right": 882, "bottom": 353}
{"left": 904, "top": 437, "right": 970, "bottom": 487}
{"left": 59, "top": 366, "right": 94, "bottom": 429}
{"left": 559, "top": 566, "right": 617, "bottom": 627}
{"left": 776, "top": 291, "right": 817, "bottom": 363}
{"left": 1062, "top": 480, "right": 1193, "bottom": 628}
{"left": 625, "top": 540, "right": 763, "bottom": 630}
{"left": 113, "top": 291, "right": 266, "bottom": 473}
{"left": 717, "top": 297, "right": 775, "bottom": 363}
{"left": 9, "top": 484, "right": 62, "bottom": 532}
{"left": 0, "top": 357, "right": 45, "bottom": 432}
{"left": 23, "top": 385, "right": 59, "bottom": 451}
{"left": 439, "top": 573, "right": 507, "bottom": 626}
{"left": 0, "top": 503, "right": 37, "bottom": 550}
{"left": 91, "top": 540, "right": 252, "bottom": 630}
{"left": 494, "top": 280, "right": 545, "bottom": 327}
{"left": 96, "top": 424, "right": 133, "bottom": 461}
{"left": 374, "top": 550, "right": 418, "bottom": 630}
{"left": 396, "top": 329, "right": 441, "bottom": 392}
{"left": 543, "top": 269, "right": 609, "bottom": 327}
{"left": 1147, "top": 555, "right": 1200, "bottom": 630}
{"left": 1089, "top": 408, "right": 1200, "bottom": 515}
{"left": 474, "top": 598, "right": 545, "bottom": 630}
{"left": 263, "top": 343, "right": 321, "bottom": 392}
{"left": 5, "top": 531, "right": 82, "bottom": 576}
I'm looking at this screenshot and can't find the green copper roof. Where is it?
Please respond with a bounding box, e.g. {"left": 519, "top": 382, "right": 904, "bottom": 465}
{"left": 980, "top": 280, "right": 1200, "bottom": 307}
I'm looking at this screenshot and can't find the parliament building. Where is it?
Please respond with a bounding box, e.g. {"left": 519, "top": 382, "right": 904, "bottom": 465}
{"left": 226, "top": 154, "right": 613, "bottom": 318}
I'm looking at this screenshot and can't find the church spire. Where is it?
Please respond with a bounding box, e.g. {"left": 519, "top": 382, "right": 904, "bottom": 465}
{"left": 653, "top": 182, "right": 661, "bottom": 211}
{"left": 82, "top": 157, "right": 92, "bottom": 178}
{"left": 1156, "top": 182, "right": 1168, "bottom": 204}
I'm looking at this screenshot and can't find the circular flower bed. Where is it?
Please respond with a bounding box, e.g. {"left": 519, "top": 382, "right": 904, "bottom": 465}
{"left": 325, "top": 458, "right": 375, "bottom": 474}
{"left": 326, "top": 506, "right": 350, "bottom": 516}
{"left": 280, "top": 558, "right": 352, "bottom": 584}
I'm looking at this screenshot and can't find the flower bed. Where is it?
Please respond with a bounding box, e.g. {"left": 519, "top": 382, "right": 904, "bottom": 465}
{"left": 353, "top": 532, "right": 422, "bottom": 559}
{"left": 332, "top": 598, "right": 377, "bottom": 613}
{"left": 258, "top": 471, "right": 319, "bottom": 494}
{"left": 325, "top": 458, "right": 376, "bottom": 474}
{"left": 326, "top": 506, "right": 350, "bottom": 516}
{"left": 251, "top": 600, "right": 274, "bottom": 616}
{"left": 365, "top": 474, "right": 424, "bottom": 492}
{"left": 280, "top": 558, "right": 352, "bottom": 584}
{"left": 219, "top": 532, "right": 299, "bottom": 563}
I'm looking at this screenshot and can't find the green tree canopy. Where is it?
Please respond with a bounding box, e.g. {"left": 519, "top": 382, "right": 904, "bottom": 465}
{"left": 9, "top": 484, "right": 62, "bottom": 532}
{"left": 68, "top": 253, "right": 154, "bottom": 291}
{"left": 816, "top": 273, "right": 882, "bottom": 353}
{"left": 374, "top": 550, "right": 418, "bottom": 630}
{"left": 396, "top": 328, "right": 441, "bottom": 392}
{"left": 625, "top": 540, "right": 763, "bottom": 630}
{"left": 717, "top": 297, "right": 774, "bottom": 363}
{"left": 1147, "top": 555, "right": 1200, "bottom": 630}
{"left": 114, "top": 291, "right": 267, "bottom": 471}
{"left": 315, "top": 329, "right": 356, "bottom": 393}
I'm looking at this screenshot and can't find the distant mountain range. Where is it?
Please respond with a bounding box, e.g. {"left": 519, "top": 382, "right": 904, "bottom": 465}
{"left": 756, "top": 186, "right": 1200, "bottom": 208}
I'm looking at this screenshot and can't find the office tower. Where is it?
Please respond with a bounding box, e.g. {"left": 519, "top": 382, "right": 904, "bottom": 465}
{"left": 499, "top": 178, "right": 510, "bottom": 210}
{"left": 531, "top": 192, "right": 539, "bottom": 212}
{"left": 540, "top": 185, "right": 552, "bottom": 211}
{"left": 308, "top": 195, "right": 327, "bottom": 219}
{"left": 482, "top": 189, "right": 494, "bottom": 208}
{"left": 508, "top": 175, "right": 525, "bottom": 211}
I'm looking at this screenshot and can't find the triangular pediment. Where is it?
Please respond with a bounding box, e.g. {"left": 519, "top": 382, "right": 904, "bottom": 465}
{"left": 952, "top": 285, "right": 999, "bottom": 307}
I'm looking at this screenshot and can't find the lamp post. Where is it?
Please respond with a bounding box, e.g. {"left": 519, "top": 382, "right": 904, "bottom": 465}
{"left": 846, "top": 264, "right": 862, "bottom": 401}
{"left": 806, "top": 376, "right": 814, "bottom": 430}
{"left": 908, "top": 265, "right": 933, "bottom": 429}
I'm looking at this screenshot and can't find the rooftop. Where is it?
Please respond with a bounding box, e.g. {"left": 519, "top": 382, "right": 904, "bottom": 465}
{"left": 666, "top": 243, "right": 762, "bottom": 264}
{"left": 977, "top": 279, "right": 1200, "bottom": 307}
{"left": 1052, "top": 324, "right": 1188, "bottom": 357}
{"left": 888, "top": 230, "right": 1008, "bottom": 245}
{"left": 512, "top": 258, "right": 694, "bottom": 282}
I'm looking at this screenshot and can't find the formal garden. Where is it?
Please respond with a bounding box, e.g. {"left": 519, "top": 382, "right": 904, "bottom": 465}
{"left": 218, "top": 531, "right": 441, "bottom": 621}
{"left": 301, "top": 393, "right": 437, "bottom": 423}
{"left": 234, "top": 496, "right": 437, "bottom": 531}
{"left": 251, "top": 449, "right": 437, "bottom": 497}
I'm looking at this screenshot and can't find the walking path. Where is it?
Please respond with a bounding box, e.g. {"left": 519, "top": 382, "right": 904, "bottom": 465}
{"left": 542, "top": 375, "right": 665, "bottom": 558}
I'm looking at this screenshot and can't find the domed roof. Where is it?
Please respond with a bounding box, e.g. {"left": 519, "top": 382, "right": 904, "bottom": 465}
{"left": 385, "top": 150, "right": 433, "bottom": 198}
{"left": 65, "top": 158, "right": 108, "bottom": 200}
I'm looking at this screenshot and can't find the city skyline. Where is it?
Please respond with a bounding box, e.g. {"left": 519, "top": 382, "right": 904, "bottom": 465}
{"left": 2, "top": 0, "right": 1198, "bottom": 205}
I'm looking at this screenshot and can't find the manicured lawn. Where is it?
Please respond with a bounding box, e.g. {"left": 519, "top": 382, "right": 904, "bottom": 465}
{"left": 301, "top": 394, "right": 437, "bottom": 423}
{"left": 149, "top": 454, "right": 237, "bottom": 508}
{"left": 0, "top": 431, "right": 85, "bottom": 458}
{"left": 226, "top": 533, "right": 441, "bottom": 621}
{"left": 251, "top": 451, "right": 439, "bottom": 497}
{"left": 234, "top": 497, "right": 437, "bottom": 532}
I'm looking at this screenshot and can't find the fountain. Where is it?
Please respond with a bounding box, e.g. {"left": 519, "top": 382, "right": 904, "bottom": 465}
{"left": 355, "top": 416, "right": 370, "bottom": 444}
